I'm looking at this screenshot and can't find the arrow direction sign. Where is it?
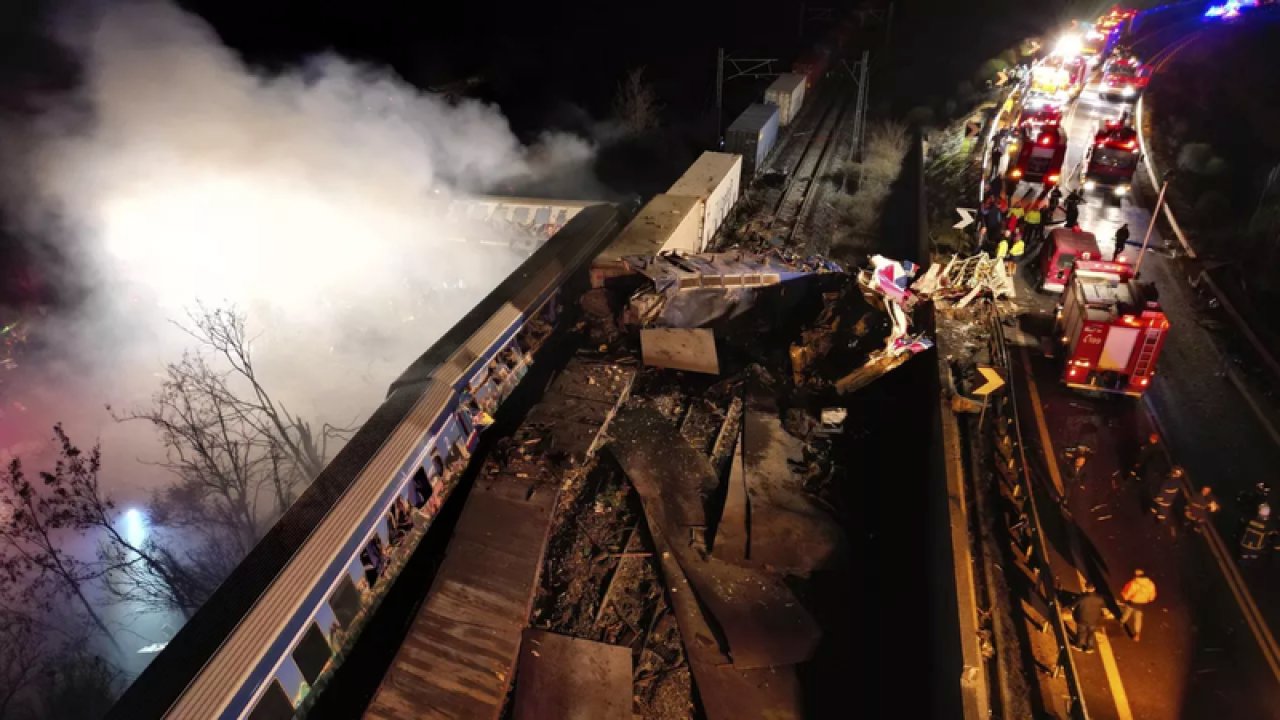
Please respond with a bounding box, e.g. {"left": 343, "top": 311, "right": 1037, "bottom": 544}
{"left": 973, "top": 366, "right": 1006, "bottom": 396}
{"left": 954, "top": 207, "right": 978, "bottom": 230}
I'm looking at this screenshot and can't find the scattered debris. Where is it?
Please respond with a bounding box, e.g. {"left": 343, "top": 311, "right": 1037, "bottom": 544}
{"left": 514, "top": 630, "right": 632, "bottom": 720}
{"left": 640, "top": 328, "right": 720, "bottom": 374}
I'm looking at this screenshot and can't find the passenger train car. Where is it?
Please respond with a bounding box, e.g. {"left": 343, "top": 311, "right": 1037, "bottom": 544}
{"left": 105, "top": 203, "right": 631, "bottom": 720}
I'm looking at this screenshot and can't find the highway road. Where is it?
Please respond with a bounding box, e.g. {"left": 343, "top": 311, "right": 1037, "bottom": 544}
{"left": 989, "top": 12, "right": 1280, "bottom": 716}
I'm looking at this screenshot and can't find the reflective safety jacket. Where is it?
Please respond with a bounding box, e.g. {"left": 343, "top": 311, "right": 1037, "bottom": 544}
{"left": 1121, "top": 576, "right": 1157, "bottom": 605}
{"left": 1241, "top": 518, "right": 1272, "bottom": 552}
{"left": 1010, "top": 239, "right": 1026, "bottom": 258}
{"left": 1025, "top": 208, "right": 1042, "bottom": 225}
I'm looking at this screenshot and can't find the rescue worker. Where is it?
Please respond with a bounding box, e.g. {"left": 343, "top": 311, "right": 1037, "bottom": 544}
{"left": 1128, "top": 432, "right": 1161, "bottom": 480}
{"left": 1184, "top": 485, "right": 1220, "bottom": 532}
{"left": 1152, "top": 466, "right": 1184, "bottom": 522}
{"left": 996, "top": 235, "right": 1009, "bottom": 264}
{"left": 1063, "top": 190, "right": 1083, "bottom": 229}
{"left": 1118, "top": 569, "right": 1157, "bottom": 642}
{"left": 1047, "top": 186, "right": 1063, "bottom": 218}
{"left": 1070, "top": 583, "right": 1107, "bottom": 653}
{"left": 1239, "top": 504, "right": 1273, "bottom": 563}
{"left": 1112, "top": 224, "right": 1131, "bottom": 262}
{"left": 1024, "top": 201, "right": 1044, "bottom": 246}
{"left": 1008, "top": 233, "right": 1026, "bottom": 277}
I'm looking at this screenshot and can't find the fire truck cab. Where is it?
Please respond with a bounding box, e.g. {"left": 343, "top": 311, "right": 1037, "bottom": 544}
{"left": 1083, "top": 122, "right": 1141, "bottom": 196}
{"left": 1038, "top": 228, "right": 1100, "bottom": 293}
{"left": 1100, "top": 55, "right": 1150, "bottom": 101}
{"left": 1057, "top": 259, "right": 1168, "bottom": 396}
{"left": 1008, "top": 126, "right": 1067, "bottom": 186}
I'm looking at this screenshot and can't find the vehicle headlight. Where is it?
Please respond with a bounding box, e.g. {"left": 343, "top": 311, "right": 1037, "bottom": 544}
{"left": 1122, "top": 86, "right": 1135, "bottom": 96}
{"left": 1115, "top": 185, "right": 1129, "bottom": 196}
{"left": 1084, "top": 180, "right": 1097, "bottom": 191}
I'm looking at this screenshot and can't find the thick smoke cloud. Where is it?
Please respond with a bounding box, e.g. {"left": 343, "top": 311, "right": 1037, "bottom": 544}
{"left": 1, "top": 0, "right": 601, "bottom": 501}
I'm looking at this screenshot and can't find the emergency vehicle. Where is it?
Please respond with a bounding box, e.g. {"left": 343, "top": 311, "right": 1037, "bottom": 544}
{"left": 1099, "top": 55, "right": 1150, "bottom": 101}
{"left": 1083, "top": 122, "right": 1141, "bottom": 196}
{"left": 1028, "top": 56, "right": 1088, "bottom": 103}
{"left": 1008, "top": 126, "right": 1067, "bottom": 186}
{"left": 1039, "top": 228, "right": 1100, "bottom": 293}
{"left": 1057, "top": 258, "right": 1168, "bottom": 396}
{"left": 1018, "top": 104, "right": 1062, "bottom": 134}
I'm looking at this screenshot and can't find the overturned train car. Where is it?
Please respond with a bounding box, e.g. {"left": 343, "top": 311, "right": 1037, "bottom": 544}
{"left": 105, "top": 203, "right": 631, "bottom": 720}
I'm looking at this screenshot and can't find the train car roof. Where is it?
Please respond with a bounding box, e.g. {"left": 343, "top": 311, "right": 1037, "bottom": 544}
{"left": 107, "top": 202, "right": 625, "bottom": 719}
{"left": 387, "top": 203, "right": 623, "bottom": 397}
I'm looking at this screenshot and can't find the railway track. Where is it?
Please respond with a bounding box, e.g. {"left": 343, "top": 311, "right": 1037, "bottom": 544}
{"left": 770, "top": 90, "right": 854, "bottom": 244}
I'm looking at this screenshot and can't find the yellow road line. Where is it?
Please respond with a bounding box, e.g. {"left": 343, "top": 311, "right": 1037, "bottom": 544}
{"left": 1019, "top": 348, "right": 1135, "bottom": 720}
{"left": 1142, "top": 399, "right": 1280, "bottom": 683}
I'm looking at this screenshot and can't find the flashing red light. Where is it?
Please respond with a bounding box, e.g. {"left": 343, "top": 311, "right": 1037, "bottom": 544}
{"left": 1138, "top": 377, "right": 1150, "bottom": 387}
{"left": 1010, "top": 168, "right": 1024, "bottom": 179}
{"left": 1047, "top": 173, "right": 1061, "bottom": 184}
{"left": 1069, "top": 367, "right": 1080, "bottom": 378}
{"left": 1121, "top": 315, "right": 1140, "bottom": 326}
{"left": 1122, "top": 140, "right": 1137, "bottom": 150}
{"left": 1038, "top": 133, "right": 1054, "bottom": 147}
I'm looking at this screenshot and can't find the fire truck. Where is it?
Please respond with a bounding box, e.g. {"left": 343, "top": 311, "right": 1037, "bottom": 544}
{"left": 1008, "top": 126, "right": 1067, "bottom": 186}
{"left": 1028, "top": 56, "right": 1088, "bottom": 103}
{"left": 1099, "top": 55, "right": 1150, "bottom": 101}
{"left": 1083, "top": 122, "right": 1141, "bottom": 196}
{"left": 1057, "top": 258, "right": 1168, "bottom": 396}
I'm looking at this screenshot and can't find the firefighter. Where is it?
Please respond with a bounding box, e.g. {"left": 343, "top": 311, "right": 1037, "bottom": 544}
{"left": 1064, "top": 190, "right": 1083, "bottom": 228}
{"left": 1112, "top": 224, "right": 1131, "bottom": 261}
{"left": 996, "top": 234, "right": 1009, "bottom": 264}
{"left": 1047, "top": 185, "right": 1063, "bottom": 218}
{"left": 1152, "top": 466, "right": 1184, "bottom": 522}
{"left": 1240, "top": 504, "right": 1273, "bottom": 563}
{"left": 1185, "top": 485, "right": 1220, "bottom": 532}
{"left": 1009, "top": 233, "right": 1026, "bottom": 277}
{"left": 1070, "top": 583, "right": 1107, "bottom": 653}
{"left": 1118, "top": 569, "right": 1157, "bottom": 642}
{"left": 1024, "top": 201, "right": 1044, "bottom": 246}
{"left": 1128, "top": 432, "right": 1161, "bottom": 481}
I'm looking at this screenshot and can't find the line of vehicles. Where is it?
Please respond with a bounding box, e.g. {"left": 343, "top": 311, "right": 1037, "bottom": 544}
{"left": 1003, "top": 7, "right": 1171, "bottom": 398}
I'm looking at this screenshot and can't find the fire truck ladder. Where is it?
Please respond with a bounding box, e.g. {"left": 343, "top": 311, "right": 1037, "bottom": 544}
{"left": 1131, "top": 328, "right": 1161, "bottom": 377}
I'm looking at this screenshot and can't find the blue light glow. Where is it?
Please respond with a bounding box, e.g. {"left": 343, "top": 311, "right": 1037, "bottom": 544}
{"left": 124, "top": 507, "right": 147, "bottom": 546}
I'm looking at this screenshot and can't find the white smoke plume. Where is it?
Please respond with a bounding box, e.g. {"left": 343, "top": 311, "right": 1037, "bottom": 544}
{"left": 0, "top": 0, "right": 603, "bottom": 503}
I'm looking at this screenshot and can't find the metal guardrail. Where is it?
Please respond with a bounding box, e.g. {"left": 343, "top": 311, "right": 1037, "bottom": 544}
{"left": 984, "top": 306, "right": 1091, "bottom": 719}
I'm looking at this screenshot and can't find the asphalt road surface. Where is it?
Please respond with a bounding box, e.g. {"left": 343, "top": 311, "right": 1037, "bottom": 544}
{"left": 994, "top": 67, "right": 1280, "bottom": 718}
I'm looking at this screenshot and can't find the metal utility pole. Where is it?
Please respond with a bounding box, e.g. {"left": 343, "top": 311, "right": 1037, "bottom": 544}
{"left": 715, "top": 50, "right": 783, "bottom": 143}
{"left": 840, "top": 50, "right": 871, "bottom": 193}
{"left": 1136, "top": 171, "right": 1173, "bottom": 274}
{"left": 716, "top": 47, "right": 725, "bottom": 141}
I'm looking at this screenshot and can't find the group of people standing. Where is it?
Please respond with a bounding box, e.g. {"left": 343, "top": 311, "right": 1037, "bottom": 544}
{"left": 977, "top": 177, "right": 1085, "bottom": 276}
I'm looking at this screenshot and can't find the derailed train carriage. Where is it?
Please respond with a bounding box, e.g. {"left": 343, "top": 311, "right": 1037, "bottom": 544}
{"left": 105, "top": 203, "right": 632, "bottom": 720}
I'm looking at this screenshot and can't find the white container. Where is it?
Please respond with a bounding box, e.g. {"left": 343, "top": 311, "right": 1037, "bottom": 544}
{"left": 597, "top": 194, "right": 700, "bottom": 263}
{"left": 764, "top": 73, "right": 807, "bottom": 126}
{"left": 668, "top": 152, "right": 742, "bottom": 252}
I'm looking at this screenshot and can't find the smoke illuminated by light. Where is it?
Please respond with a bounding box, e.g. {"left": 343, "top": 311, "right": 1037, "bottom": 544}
{"left": 124, "top": 507, "right": 147, "bottom": 547}
{"left": 1053, "top": 32, "right": 1084, "bottom": 58}
{"left": 1, "top": 0, "right": 605, "bottom": 501}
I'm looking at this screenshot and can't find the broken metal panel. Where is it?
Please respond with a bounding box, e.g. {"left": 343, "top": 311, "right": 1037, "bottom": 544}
{"left": 640, "top": 328, "right": 721, "bottom": 374}
{"left": 711, "top": 432, "right": 750, "bottom": 565}
{"left": 513, "top": 630, "right": 631, "bottom": 720}
{"left": 917, "top": 252, "right": 1015, "bottom": 303}
{"left": 608, "top": 407, "right": 822, "bottom": 669}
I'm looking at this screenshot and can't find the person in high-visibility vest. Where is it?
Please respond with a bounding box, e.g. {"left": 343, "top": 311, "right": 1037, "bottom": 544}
{"left": 1008, "top": 234, "right": 1025, "bottom": 277}
{"left": 1024, "top": 202, "right": 1044, "bottom": 245}
{"left": 996, "top": 235, "right": 1009, "bottom": 263}
{"left": 1240, "top": 504, "right": 1273, "bottom": 563}
{"left": 1119, "top": 569, "right": 1158, "bottom": 642}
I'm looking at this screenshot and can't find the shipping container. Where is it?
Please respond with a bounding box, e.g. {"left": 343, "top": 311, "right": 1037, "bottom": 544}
{"left": 764, "top": 73, "right": 807, "bottom": 126}
{"left": 725, "top": 103, "right": 780, "bottom": 178}
{"left": 668, "top": 152, "right": 743, "bottom": 251}
{"left": 591, "top": 194, "right": 701, "bottom": 286}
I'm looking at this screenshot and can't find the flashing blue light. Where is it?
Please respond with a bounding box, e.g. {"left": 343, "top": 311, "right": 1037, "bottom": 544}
{"left": 1206, "top": 0, "right": 1257, "bottom": 18}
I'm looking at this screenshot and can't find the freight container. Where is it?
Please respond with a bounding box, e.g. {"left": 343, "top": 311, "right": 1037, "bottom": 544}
{"left": 668, "top": 152, "right": 743, "bottom": 251}
{"left": 764, "top": 73, "right": 807, "bottom": 126}
{"left": 725, "top": 103, "right": 780, "bottom": 178}
{"left": 591, "top": 194, "right": 701, "bottom": 286}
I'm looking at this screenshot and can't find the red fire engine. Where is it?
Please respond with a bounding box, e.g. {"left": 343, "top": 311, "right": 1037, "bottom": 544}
{"left": 1100, "top": 55, "right": 1150, "bottom": 101}
{"left": 1008, "top": 126, "right": 1067, "bottom": 186}
{"left": 1057, "top": 258, "right": 1169, "bottom": 396}
{"left": 1083, "top": 122, "right": 1141, "bottom": 196}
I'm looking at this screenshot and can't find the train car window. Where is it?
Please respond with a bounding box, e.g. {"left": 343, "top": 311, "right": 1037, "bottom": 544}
{"left": 247, "top": 679, "right": 294, "bottom": 720}
{"left": 555, "top": 209, "right": 568, "bottom": 225}
{"left": 431, "top": 454, "right": 445, "bottom": 479}
{"left": 412, "top": 467, "right": 432, "bottom": 508}
{"left": 469, "top": 370, "right": 489, "bottom": 392}
{"left": 468, "top": 204, "right": 488, "bottom": 220}
{"left": 388, "top": 496, "right": 413, "bottom": 545}
{"left": 533, "top": 207, "right": 551, "bottom": 226}
{"left": 292, "top": 621, "right": 333, "bottom": 685}
{"left": 456, "top": 405, "right": 474, "bottom": 435}
{"left": 512, "top": 207, "right": 530, "bottom": 225}
{"left": 329, "top": 575, "right": 362, "bottom": 628}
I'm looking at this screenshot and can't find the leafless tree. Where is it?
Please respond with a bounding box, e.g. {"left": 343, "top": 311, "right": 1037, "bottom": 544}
{"left": 113, "top": 305, "right": 347, "bottom": 550}
{"left": 612, "top": 67, "right": 661, "bottom": 135}
{"left": 0, "top": 444, "right": 115, "bottom": 643}
{"left": 0, "top": 609, "right": 43, "bottom": 719}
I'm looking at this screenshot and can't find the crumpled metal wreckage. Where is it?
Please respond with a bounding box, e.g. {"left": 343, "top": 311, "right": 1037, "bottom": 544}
{"left": 857, "top": 254, "right": 935, "bottom": 359}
